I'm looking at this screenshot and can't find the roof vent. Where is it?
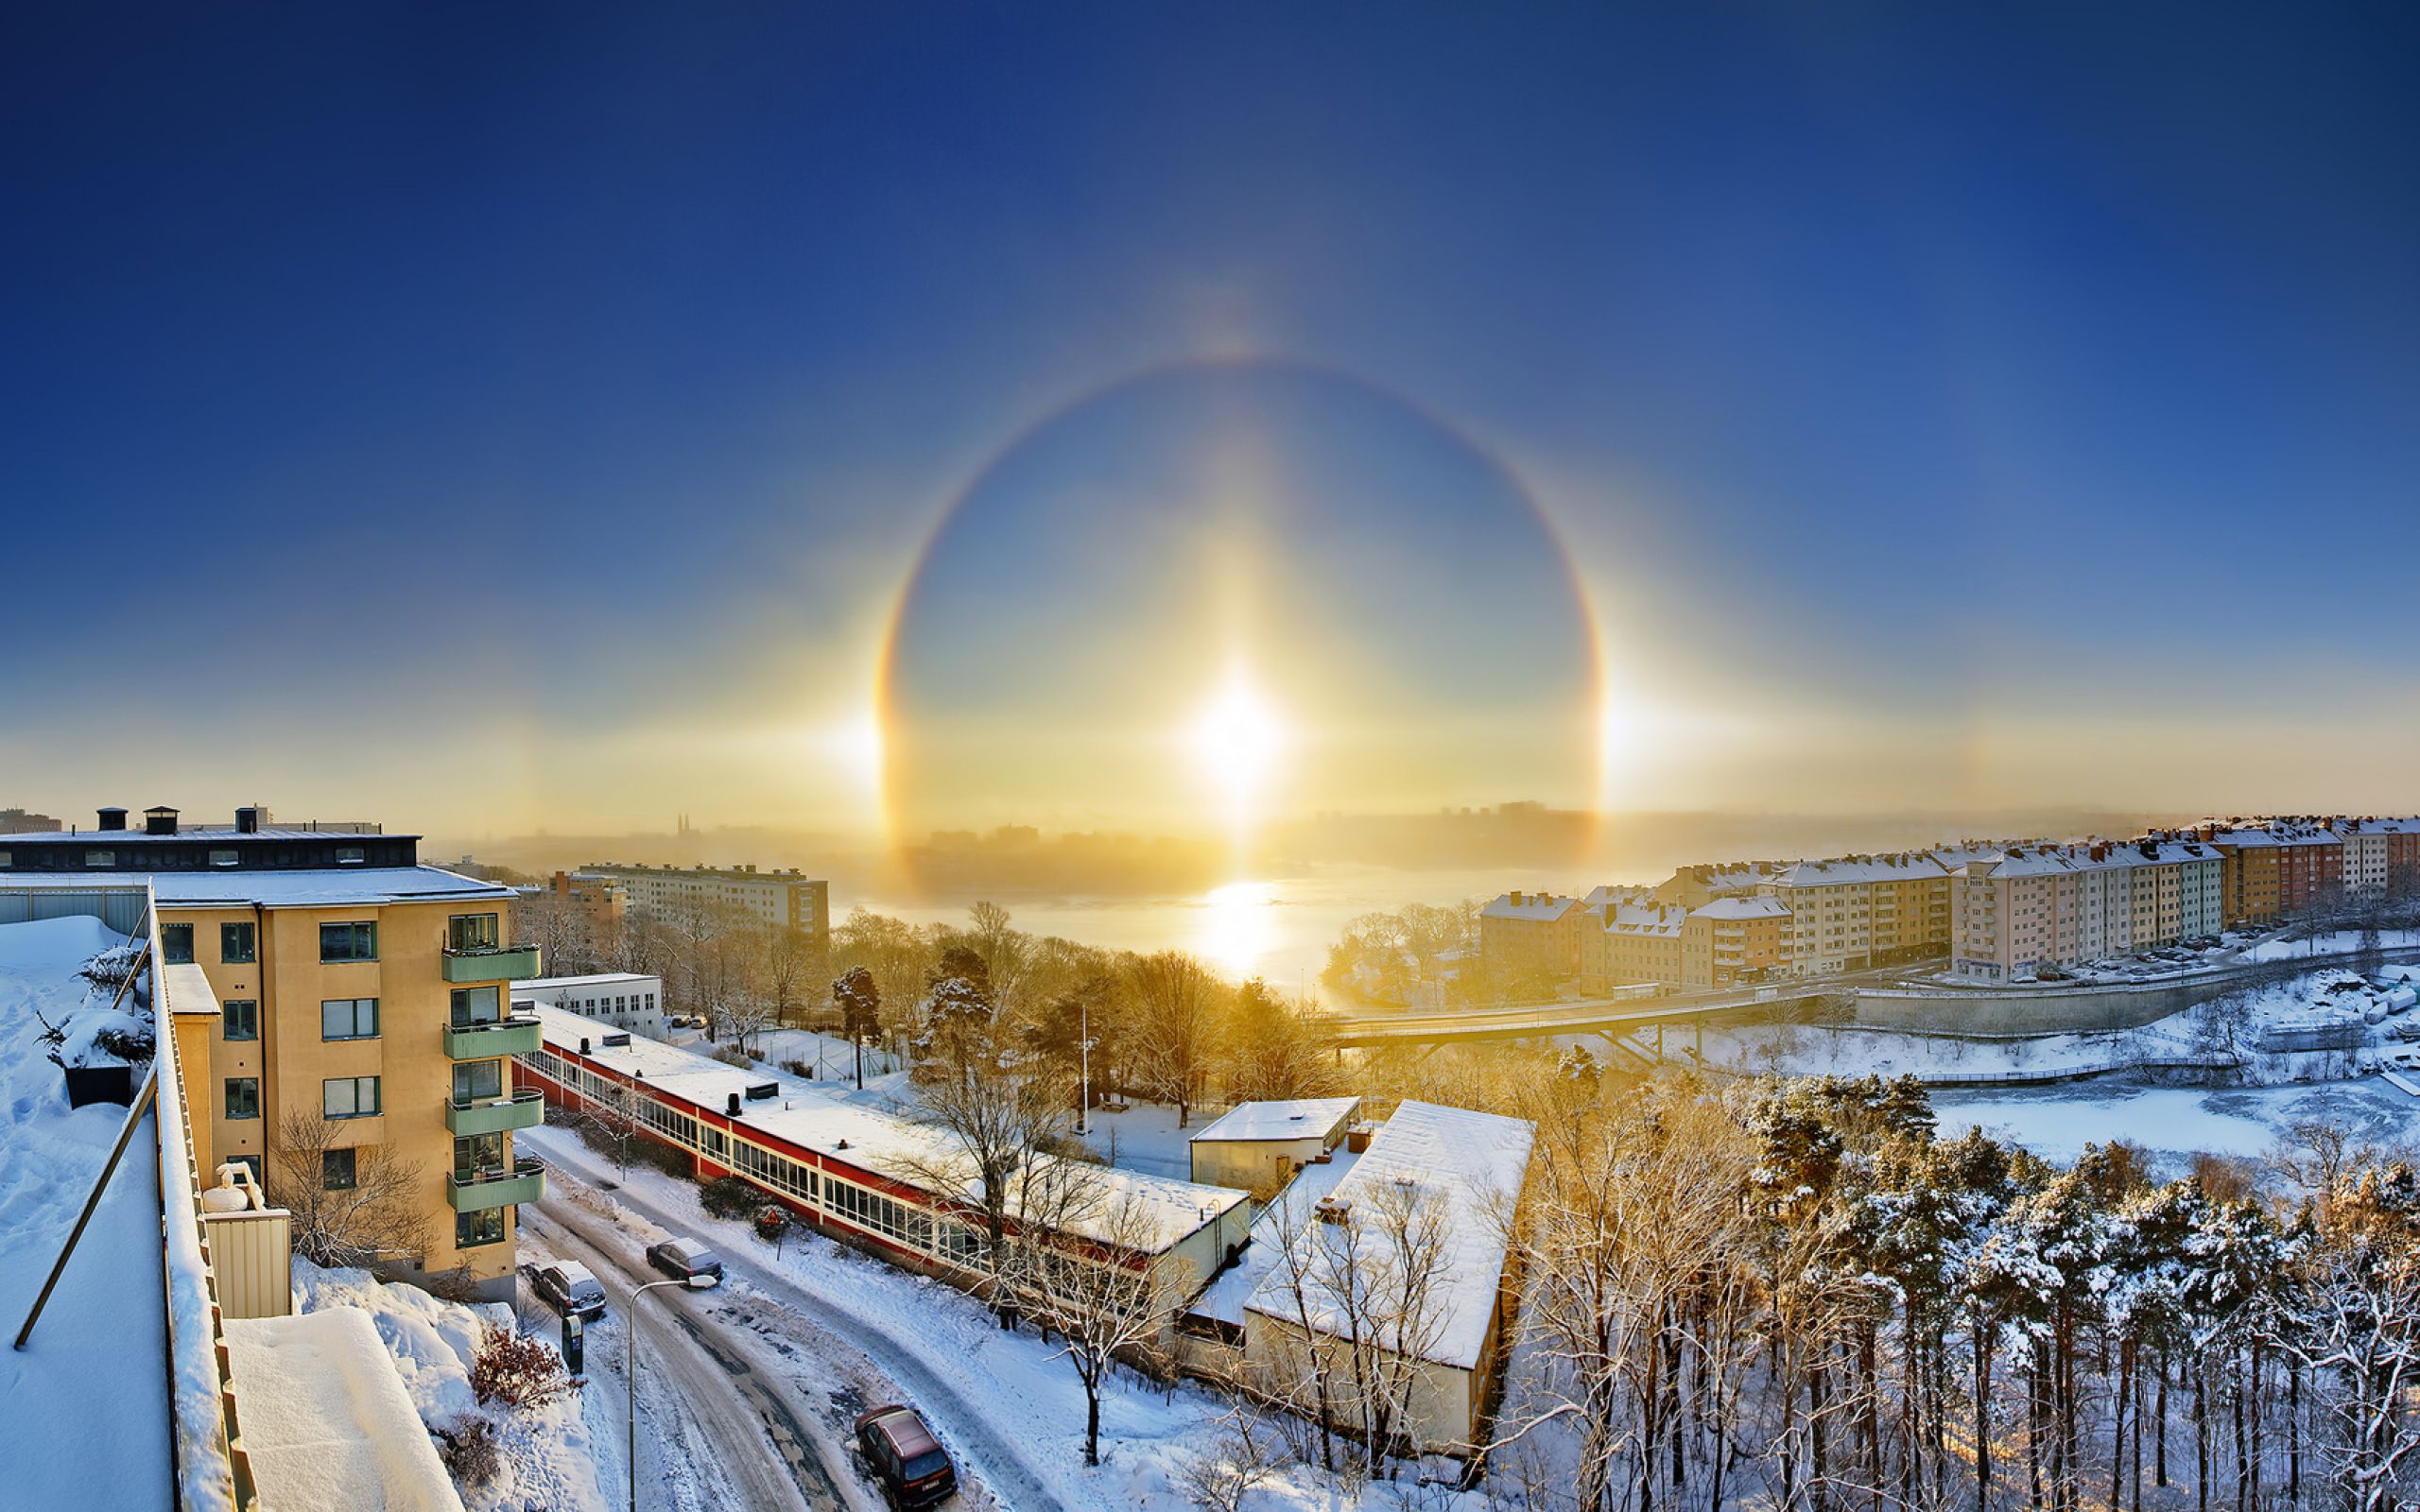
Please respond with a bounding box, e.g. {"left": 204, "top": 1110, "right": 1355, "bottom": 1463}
{"left": 95, "top": 807, "right": 128, "bottom": 832}
{"left": 143, "top": 806, "right": 179, "bottom": 836}
{"left": 601, "top": 1032, "right": 631, "bottom": 1048}
{"left": 727, "top": 1092, "right": 741, "bottom": 1116}
{"left": 235, "top": 806, "right": 262, "bottom": 834}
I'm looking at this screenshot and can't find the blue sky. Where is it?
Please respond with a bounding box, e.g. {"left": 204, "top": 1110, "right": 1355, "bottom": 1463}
{"left": 7, "top": 5, "right": 2418, "bottom": 833}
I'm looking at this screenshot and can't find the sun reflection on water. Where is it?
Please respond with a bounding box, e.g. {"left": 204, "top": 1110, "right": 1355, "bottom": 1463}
{"left": 1192, "top": 879, "right": 1281, "bottom": 982}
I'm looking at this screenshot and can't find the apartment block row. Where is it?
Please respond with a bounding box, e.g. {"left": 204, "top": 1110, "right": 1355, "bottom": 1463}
{"left": 1481, "top": 815, "right": 2420, "bottom": 992}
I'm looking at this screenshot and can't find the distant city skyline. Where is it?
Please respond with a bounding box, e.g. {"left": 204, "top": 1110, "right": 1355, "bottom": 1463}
{"left": 9, "top": 7, "right": 2420, "bottom": 842}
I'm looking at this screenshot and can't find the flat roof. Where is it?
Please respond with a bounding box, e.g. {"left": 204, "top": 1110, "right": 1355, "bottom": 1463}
{"left": 533, "top": 1006, "right": 1249, "bottom": 1254}
{"left": 514, "top": 971, "right": 661, "bottom": 990}
{"left": 0, "top": 866, "right": 510, "bottom": 908}
{"left": 1189, "top": 1097, "right": 1361, "bottom": 1143}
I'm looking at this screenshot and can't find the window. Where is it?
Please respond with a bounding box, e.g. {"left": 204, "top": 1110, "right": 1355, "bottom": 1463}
{"left": 320, "top": 921, "right": 376, "bottom": 962}
{"left": 456, "top": 1210, "right": 506, "bottom": 1247}
{"left": 323, "top": 1148, "right": 356, "bottom": 1190}
{"left": 452, "top": 1059, "right": 503, "bottom": 1103}
{"left": 449, "top": 986, "right": 500, "bottom": 1026}
{"left": 220, "top": 922, "right": 255, "bottom": 964}
{"left": 335, "top": 846, "right": 365, "bottom": 866}
{"left": 208, "top": 849, "right": 238, "bottom": 868}
{"left": 86, "top": 850, "right": 115, "bottom": 868}
{"left": 222, "top": 999, "right": 258, "bottom": 1042}
{"left": 447, "top": 914, "right": 499, "bottom": 952}
{"left": 323, "top": 1075, "right": 381, "bottom": 1119}
{"left": 162, "top": 923, "right": 195, "bottom": 965}
{"left": 321, "top": 998, "right": 379, "bottom": 1040}
{"left": 225, "top": 1077, "right": 260, "bottom": 1120}
{"left": 454, "top": 1132, "right": 503, "bottom": 1178}
{"left": 229, "top": 1153, "right": 264, "bottom": 1186}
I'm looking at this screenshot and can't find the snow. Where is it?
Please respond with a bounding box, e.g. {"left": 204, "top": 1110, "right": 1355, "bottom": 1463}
{"left": 1481, "top": 892, "right": 1581, "bottom": 921}
{"left": 225, "top": 1307, "right": 467, "bottom": 1512}
{"left": 1246, "top": 1100, "right": 1534, "bottom": 1372}
{"left": 0, "top": 865, "right": 512, "bottom": 907}
{"left": 1931, "top": 1080, "right": 2417, "bottom": 1170}
{"left": 1189, "top": 1149, "right": 1363, "bottom": 1329}
{"left": 2246, "top": 928, "right": 2420, "bottom": 962}
{"left": 293, "top": 1260, "right": 608, "bottom": 1512}
{"left": 521, "top": 1125, "right": 1490, "bottom": 1511}
{"left": 0, "top": 915, "right": 174, "bottom": 1512}
{"left": 537, "top": 1005, "right": 1252, "bottom": 1253}
{"left": 1187, "top": 1096, "right": 1360, "bottom": 1143}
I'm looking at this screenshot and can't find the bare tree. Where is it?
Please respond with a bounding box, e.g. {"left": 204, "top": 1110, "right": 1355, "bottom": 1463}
{"left": 271, "top": 1109, "right": 431, "bottom": 1267}
{"left": 998, "top": 1177, "right": 1172, "bottom": 1467}
{"left": 571, "top": 1075, "right": 653, "bottom": 1178}
{"left": 1129, "top": 950, "right": 1221, "bottom": 1126}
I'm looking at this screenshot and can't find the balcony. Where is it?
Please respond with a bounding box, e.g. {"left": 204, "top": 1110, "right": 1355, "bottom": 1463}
{"left": 441, "top": 1014, "right": 542, "bottom": 1059}
{"left": 441, "top": 944, "right": 541, "bottom": 985}
{"left": 448, "top": 1157, "right": 544, "bottom": 1212}
{"left": 443, "top": 1088, "right": 544, "bottom": 1138}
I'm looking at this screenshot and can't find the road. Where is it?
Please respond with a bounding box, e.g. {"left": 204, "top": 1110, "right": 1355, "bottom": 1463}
{"left": 1326, "top": 963, "right": 1922, "bottom": 1045}
{"left": 517, "top": 1201, "right": 868, "bottom": 1512}
{"left": 525, "top": 1125, "right": 1062, "bottom": 1510}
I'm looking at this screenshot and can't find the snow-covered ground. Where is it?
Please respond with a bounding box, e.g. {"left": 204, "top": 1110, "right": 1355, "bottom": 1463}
{"left": 1932, "top": 1078, "right": 2418, "bottom": 1171}
{"left": 0, "top": 915, "right": 173, "bottom": 1512}
{"left": 295, "top": 1260, "right": 608, "bottom": 1512}
{"left": 521, "top": 1124, "right": 1487, "bottom": 1510}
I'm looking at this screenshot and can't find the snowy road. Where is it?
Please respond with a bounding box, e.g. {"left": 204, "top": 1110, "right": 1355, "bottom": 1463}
{"left": 524, "top": 1126, "right": 1060, "bottom": 1509}
{"left": 518, "top": 1201, "right": 869, "bottom": 1512}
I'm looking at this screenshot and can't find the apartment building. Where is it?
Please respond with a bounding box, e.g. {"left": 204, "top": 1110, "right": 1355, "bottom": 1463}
{"left": 0, "top": 805, "right": 65, "bottom": 833}
{"left": 576, "top": 860, "right": 830, "bottom": 943}
{"left": 2327, "top": 818, "right": 2394, "bottom": 899}
{"left": 0, "top": 805, "right": 540, "bottom": 1298}
{"left": 1762, "top": 852, "right": 1953, "bottom": 977}
{"left": 1682, "top": 895, "right": 1790, "bottom": 987}
{"left": 1478, "top": 890, "right": 1586, "bottom": 982}
{"left": 1594, "top": 901, "right": 1685, "bottom": 988}
{"left": 1949, "top": 837, "right": 2225, "bottom": 980}
{"left": 546, "top": 868, "right": 628, "bottom": 927}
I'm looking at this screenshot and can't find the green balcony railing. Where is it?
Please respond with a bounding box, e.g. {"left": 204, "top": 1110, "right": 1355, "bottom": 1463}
{"left": 443, "top": 1088, "right": 544, "bottom": 1138}
{"left": 441, "top": 944, "right": 541, "bottom": 985}
{"left": 447, "top": 1157, "right": 544, "bottom": 1212}
{"left": 441, "top": 1014, "right": 543, "bottom": 1059}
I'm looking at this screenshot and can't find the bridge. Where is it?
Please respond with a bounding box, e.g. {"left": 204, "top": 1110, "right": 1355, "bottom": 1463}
{"left": 1320, "top": 971, "right": 1905, "bottom": 1048}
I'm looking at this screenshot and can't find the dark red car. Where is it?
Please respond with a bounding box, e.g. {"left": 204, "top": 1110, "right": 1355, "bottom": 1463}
{"left": 855, "top": 1404, "right": 956, "bottom": 1507}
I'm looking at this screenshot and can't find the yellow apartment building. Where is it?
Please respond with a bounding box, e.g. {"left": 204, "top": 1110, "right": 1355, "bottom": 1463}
{"left": 0, "top": 805, "right": 539, "bottom": 1298}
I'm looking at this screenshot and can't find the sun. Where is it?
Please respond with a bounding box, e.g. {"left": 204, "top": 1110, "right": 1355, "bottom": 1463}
{"left": 1189, "top": 669, "right": 1287, "bottom": 821}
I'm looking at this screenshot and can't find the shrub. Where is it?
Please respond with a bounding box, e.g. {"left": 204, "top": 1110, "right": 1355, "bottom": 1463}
{"left": 433, "top": 1416, "right": 501, "bottom": 1486}
{"left": 710, "top": 1045, "right": 753, "bottom": 1069}
{"left": 469, "top": 1321, "right": 573, "bottom": 1410}
{"left": 93, "top": 1025, "right": 157, "bottom": 1063}
{"left": 753, "top": 1204, "right": 790, "bottom": 1241}
{"left": 700, "top": 1175, "right": 758, "bottom": 1219}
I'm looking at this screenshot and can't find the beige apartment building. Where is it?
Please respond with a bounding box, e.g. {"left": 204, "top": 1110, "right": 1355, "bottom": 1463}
{"left": 576, "top": 860, "right": 831, "bottom": 943}
{"left": 0, "top": 805, "right": 539, "bottom": 1298}
{"left": 1478, "top": 890, "right": 1586, "bottom": 984}
{"left": 1761, "top": 852, "right": 1954, "bottom": 977}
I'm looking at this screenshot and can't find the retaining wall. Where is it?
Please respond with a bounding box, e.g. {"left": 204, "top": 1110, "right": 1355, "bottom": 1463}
{"left": 1856, "top": 944, "right": 2420, "bottom": 1037}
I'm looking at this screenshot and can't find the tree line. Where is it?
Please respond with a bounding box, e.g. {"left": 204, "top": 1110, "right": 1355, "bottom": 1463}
{"left": 1476, "top": 1064, "right": 2420, "bottom": 1512}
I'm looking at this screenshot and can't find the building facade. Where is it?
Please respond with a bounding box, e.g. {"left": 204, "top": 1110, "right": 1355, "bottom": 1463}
{"left": 511, "top": 971, "right": 665, "bottom": 1038}
{"left": 0, "top": 806, "right": 539, "bottom": 1297}
{"left": 1478, "top": 891, "right": 1586, "bottom": 984}
{"left": 575, "top": 861, "right": 830, "bottom": 943}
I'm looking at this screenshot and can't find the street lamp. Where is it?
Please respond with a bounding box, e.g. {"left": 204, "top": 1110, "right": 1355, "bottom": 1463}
{"left": 628, "top": 1273, "right": 718, "bottom": 1512}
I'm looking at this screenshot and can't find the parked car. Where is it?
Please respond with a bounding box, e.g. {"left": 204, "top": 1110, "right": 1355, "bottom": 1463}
{"left": 856, "top": 1404, "right": 955, "bottom": 1507}
{"left": 647, "top": 1237, "right": 725, "bottom": 1283}
{"left": 527, "top": 1260, "right": 607, "bottom": 1321}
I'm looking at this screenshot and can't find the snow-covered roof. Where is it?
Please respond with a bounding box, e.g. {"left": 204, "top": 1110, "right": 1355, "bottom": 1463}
{"left": 1190, "top": 1149, "right": 1364, "bottom": 1330}
{"left": 533, "top": 1006, "right": 1249, "bottom": 1255}
{"left": 1689, "top": 895, "right": 1790, "bottom": 920}
{"left": 223, "top": 1307, "right": 465, "bottom": 1512}
{"left": 1242, "top": 1099, "right": 1533, "bottom": 1375}
{"left": 1581, "top": 884, "right": 1651, "bottom": 908}
{"left": 1768, "top": 853, "right": 1950, "bottom": 887}
{"left": 1604, "top": 902, "right": 1685, "bottom": 936}
{"left": 1480, "top": 891, "right": 1580, "bottom": 921}
{"left": 0, "top": 866, "right": 510, "bottom": 909}
{"left": 1189, "top": 1097, "right": 1362, "bottom": 1144}
{"left": 513, "top": 971, "right": 661, "bottom": 991}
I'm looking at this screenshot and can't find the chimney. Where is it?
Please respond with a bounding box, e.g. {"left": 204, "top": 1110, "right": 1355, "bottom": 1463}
{"left": 727, "top": 1092, "right": 740, "bottom": 1116}
{"left": 95, "top": 806, "right": 128, "bottom": 832}
{"left": 579, "top": 1037, "right": 591, "bottom": 1056}
{"left": 235, "top": 806, "right": 261, "bottom": 834}
{"left": 144, "top": 806, "right": 179, "bottom": 836}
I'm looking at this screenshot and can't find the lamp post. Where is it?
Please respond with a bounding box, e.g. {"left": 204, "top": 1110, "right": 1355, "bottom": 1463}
{"left": 1077, "top": 994, "right": 1090, "bottom": 1136}
{"left": 628, "top": 1273, "right": 718, "bottom": 1512}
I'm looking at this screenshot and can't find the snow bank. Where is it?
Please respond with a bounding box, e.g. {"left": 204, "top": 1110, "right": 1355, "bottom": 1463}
{"left": 294, "top": 1261, "right": 607, "bottom": 1512}
{"left": 226, "top": 1308, "right": 466, "bottom": 1512}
